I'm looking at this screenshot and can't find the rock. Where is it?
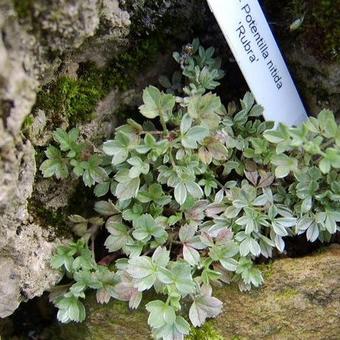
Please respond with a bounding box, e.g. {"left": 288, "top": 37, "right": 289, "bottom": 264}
{"left": 0, "top": 0, "right": 207, "bottom": 318}
{"left": 213, "top": 245, "right": 340, "bottom": 339}
{"left": 0, "top": 223, "right": 63, "bottom": 318}
{"left": 287, "top": 49, "right": 340, "bottom": 117}
{"left": 0, "top": 1, "right": 62, "bottom": 317}
{"left": 74, "top": 0, "right": 131, "bottom": 67}
{"left": 262, "top": 0, "right": 340, "bottom": 117}
{"left": 0, "top": 134, "right": 64, "bottom": 318}
{"left": 47, "top": 246, "right": 340, "bottom": 339}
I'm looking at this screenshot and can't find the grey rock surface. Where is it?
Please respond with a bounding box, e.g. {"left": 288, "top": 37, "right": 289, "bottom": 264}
{"left": 288, "top": 48, "right": 340, "bottom": 117}
{"left": 0, "top": 0, "right": 131, "bottom": 318}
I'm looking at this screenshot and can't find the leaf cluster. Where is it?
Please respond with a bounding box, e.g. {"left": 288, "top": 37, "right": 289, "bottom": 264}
{"left": 40, "top": 128, "right": 108, "bottom": 187}
{"left": 45, "top": 39, "right": 340, "bottom": 339}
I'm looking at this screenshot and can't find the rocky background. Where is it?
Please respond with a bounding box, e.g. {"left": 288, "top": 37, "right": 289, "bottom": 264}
{"left": 0, "top": 0, "right": 338, "bottom": 338}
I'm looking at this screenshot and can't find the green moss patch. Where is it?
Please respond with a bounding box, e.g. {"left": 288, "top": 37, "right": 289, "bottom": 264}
{"left": 34, "top": 75, "right": 103, "bottom": 126}
{"left": 27, "top": 197, "right": 70, "bottom": 238}
{"left": 12, "top": 0, "right": 34, "bottom": 19}
{"left": 188, "top": 322, "right": 224, "bottom": 340}
{"left": 276, "top": 287, "right": 300, "bottom": 301}
{"left": 33, "top": 33, "right": 165, "bottom": 128}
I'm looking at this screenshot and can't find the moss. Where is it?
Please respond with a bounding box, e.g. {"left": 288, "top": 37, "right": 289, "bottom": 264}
{"left": 22, "top": 114, "right": 34, "bottom": 130}
{"left": 58, "top": 77, "right": 102, "bottom": 121}
{"left": 27, "top": 197, "right": 71, "bottom": 238}
{"left": 27, "top": 174, "right": 95, "bottom": 238}
{"left": 315, "top": 246, "right": 329, "bottom": 254}
{"left": 188, "top": 322, "right": 224, "bottom": 340}
{"left": 48, "top": 295, "right": 150, "bottom": 340}
{"left": 34, "top": 75, "right": 103, "bottom": 126}
{"left": 29, "top": 0, "right": 195, "bottom": 128}
{"left": 258, "top": 261, "right": 274, "bottom": 279}
{"left": 78, "top": 33, "right": 165, "bottom": 93}
{"left": 12, "top": 0, "right": 34, "bottom": 19}
{"left": 33, "top": 33, "right": 164, "bottom": 128}
{"left": 264, "top": 0, "right": 339, "bottom": 62}
{"left": 276, "top": 287, "right": 299, "bottom": 300}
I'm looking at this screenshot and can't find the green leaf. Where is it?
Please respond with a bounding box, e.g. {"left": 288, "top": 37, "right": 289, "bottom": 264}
{"left": 249, "top": 104, "right": 263, "bottom": 117}
{"left": 103, "top": 140, "right": 129, "bottom": 166}
{"left": 273, "top": 162, "right": 293, "bottom": 178}
{"left": 186, "top": 182, "right": 203, "bottom": 198}
{"left": 94, "top": 181, "right": 110, "bottom": 197}
{"left": 189, "top": 285, "right": 223, "bottom": 327}
{"left": 323, "top": 148, "right": 340, "bottom": 170}
{"left": 306, "top": 222, "right": 319, "bottom": 242}
{"left": 318, "top": 109, "right": 337, "bottom": 138}
{"left": 198, "top": 146, "right": 212, "bottom": 164}
{"left": 51, "top": 253, "right": 73, "bottom": 272}
{"left": 175, "top": 316, "right": 191, "bottom": 335}
{"left": 146, "top": 300, "right": 176, "bottom": 330}
{"left": 105, "top": 222, "right": 130, "bottom": 252}
{"left": 40, "top": 146, "right": 69, "bottom": 179}
{"left": 180, "top": 113, "right": 192, "bottom": 134}
{"left": 174, "top": 182, "right": 187, "bottom": 205}
{"left": 224, "top": 205, "right": 241, "bottom": 219}
{"left": 132, "top": 214, "right": 167, "bottom": 242}
{"left": 152, "top": 246, "right": 170, "bottom": 268}
{"left": 181, "top": 126, "right": 209, "bottom": 149}
{"left": 56, "top": 294, "right": 86, "bottom": 323}
{"left": 187, "top": 93, "right": 221, "bottom": 129}
{"left": 127, "top": 256, "right": 156, "bottom": 291}
{"left": 183, "top": 245, "right": 200, "bottom": 266}
{"left": 271, "top": 154, "right": 298, "bottom": 178}
{"left": 139, "top": 86, "right": 175, "bottom": 121}
{"left": 324, "top": 210, "right": 340, "bottom": 234}
{"left": 53, "top": 128, "right": 81, "bottom": 158}
{"left": 296, "top": 215, "right": 314, "bottom": 234}
{"left": 209, "top": 241, "right": 239, "bottom": 271}
{"left": 127, "top": 157, "right": 150, "bottom": 178}
{"left": 78, "top": 155, "right": 108, "bottom": 187}
{"left": 272, "top": 220, "right": 289, "bottom": 237}
{"left": 236, "top": 258, "right": 263, "bottom": 287}
{"left": 94, "top": 200, "right": 119, "bottom": 216}
{"left": 169, "top": 262, "right": 196, "bottom": 295}
{"left": 319, "top": 158, "right": 331, "bottom": 174}
{"left": 263, "top": 124, "right": 289, "bottom": 144}
{"left": 127, "top": 247, "right": 171, "bottom": 291}
{"left": 241, "top": 92, "right": 255, "bottom": 110}
{"left": 207, "top": 141, "right": 228, "bottom": 160}
{"left": 115, "top": 177, "right": 140, "bottom": 201}
{"left": 239, "top": 237, "right": 261, "bottom": 257}
{"left": 50, "top": 242, "right": 88, "bottom": 272}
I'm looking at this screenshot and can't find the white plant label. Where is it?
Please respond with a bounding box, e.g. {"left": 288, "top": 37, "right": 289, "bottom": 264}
{"left": 207, "top": 0, "right": 308, "bottom": 126}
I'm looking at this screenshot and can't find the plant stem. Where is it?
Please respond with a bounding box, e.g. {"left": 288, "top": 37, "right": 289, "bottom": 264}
{"left": 159, "top": 112, "right": 169, "bottom": 134}
{"left": 321, "top": 139, "right": 334, "bottom": 149}
{"left": 169, "top": 147, "right": 176, "bottom": 168}
{"left": 139, "top": 130, "right": 164, "bottom": 135}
